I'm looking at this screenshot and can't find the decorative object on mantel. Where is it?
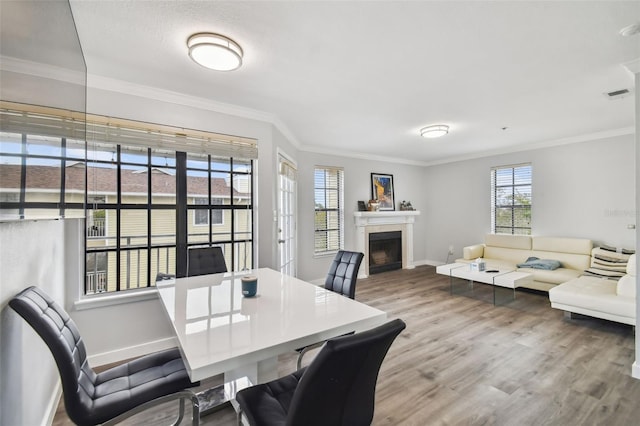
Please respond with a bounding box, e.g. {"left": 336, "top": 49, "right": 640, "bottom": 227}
{"left": 371, "top": 173, "right": 395, "bottom": 211}
{"left": 357, "top": 200, "right": 367, "bottom": 211}
{"left": 368, "top": 199, "right": 380, "bottom": 211}
{"left": 399, "top": 200, "right": 415, "bottom": 211}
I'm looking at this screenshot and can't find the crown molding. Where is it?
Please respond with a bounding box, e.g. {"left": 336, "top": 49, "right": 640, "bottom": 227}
{"left": 0, "top": 55, "right": 85, "bottom": 85}
{"left": 87, "top": 73, "right": 302, "bottom": 149}
{"left": 421, "top": 126, "right": 635, "bottom": 167}
{"left": 0, "top": 55, "right": 302, "bottom": 148}
{"left": 299, "top": 144, "right": 430, "bottom": 167}
{"left": 2, "top": 55, "right": 632, "bottom": 167}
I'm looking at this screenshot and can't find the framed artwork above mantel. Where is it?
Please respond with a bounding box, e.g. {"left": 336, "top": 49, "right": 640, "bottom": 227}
{"left": 371, "top": 173, "right": 395, "bottom": 211}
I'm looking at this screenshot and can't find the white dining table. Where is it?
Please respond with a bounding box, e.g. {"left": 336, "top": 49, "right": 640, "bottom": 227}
{"left": 155, "top": 267, "right": 387, "bottom": 409}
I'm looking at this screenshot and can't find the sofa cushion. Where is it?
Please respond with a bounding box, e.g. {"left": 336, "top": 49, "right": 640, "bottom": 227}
{"left": 532, "top": 236, "right": 592, "bottom": 255}
{"left": 549, "top": 276, "right": 635, "bottom": 319}
{"left": 617, "top": 275, "right": 636, "bottom": 298}
{"left": 485, "top": 234, "right": 531, "bottom": 250}
{"left": 518, "top": 267, "right": 582, "bottom": 285}
{"left": 483, "top": 247, "right": 531, "bottom": 265}
{"left": 528, "top": 250, "right": 591, "bottom": 271}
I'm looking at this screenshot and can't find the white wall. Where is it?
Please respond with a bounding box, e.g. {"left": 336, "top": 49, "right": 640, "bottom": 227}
{"left": 296, "top": 151, "right": 428, "bottom": 281}
{"left": 0, "top": 219, "right": 69, "bottom": 426}
{"left": 424, "top": 134, "right": 636, "bottom": 264}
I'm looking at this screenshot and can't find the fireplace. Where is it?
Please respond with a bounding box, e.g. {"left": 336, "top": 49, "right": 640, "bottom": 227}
{"left": 353, "top": 210, "right": 419, "bottom": 278}
{"left": 368, "top": 231, "right": 402, "bottom": 274}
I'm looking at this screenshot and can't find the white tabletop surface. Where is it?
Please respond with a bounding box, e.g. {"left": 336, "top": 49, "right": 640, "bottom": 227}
{"left": 156, "top": 267, "right": 387, "bottom": 381}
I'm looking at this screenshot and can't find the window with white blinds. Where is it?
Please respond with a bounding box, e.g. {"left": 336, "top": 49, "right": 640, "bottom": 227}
{"left": 314, "top": 166, "right": 344, "bottom": 254}
{"left": 491, "top": 163, "right": 532, "bottom": 235}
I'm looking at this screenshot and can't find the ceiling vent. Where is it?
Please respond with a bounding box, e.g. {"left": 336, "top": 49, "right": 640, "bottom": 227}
{"left": 605, "top": 88, "right": 632, "bottom": 100}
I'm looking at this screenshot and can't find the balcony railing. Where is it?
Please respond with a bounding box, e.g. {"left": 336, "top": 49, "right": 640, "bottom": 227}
{"left": 85, "top": 233, "right": 252, "bottom": 294}
{"left": 86, "top": 271, "right": 107, "bottom": 294}
{"left": 87, "top": 217, "right": 105, "bottom": 237}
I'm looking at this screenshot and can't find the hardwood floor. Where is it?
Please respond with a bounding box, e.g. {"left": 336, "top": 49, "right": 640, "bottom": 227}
{"left": 53, "top": 266, "right": 640, "bottom": 425}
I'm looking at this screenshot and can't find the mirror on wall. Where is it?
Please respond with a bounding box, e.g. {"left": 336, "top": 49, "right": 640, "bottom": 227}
{"left": 0, "top": 0, "right": 87, "bottom": 221}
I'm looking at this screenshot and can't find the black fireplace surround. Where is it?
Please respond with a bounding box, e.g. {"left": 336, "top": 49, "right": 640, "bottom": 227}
{"left": 368, "top": 231, "right": 402, "bottom": 274}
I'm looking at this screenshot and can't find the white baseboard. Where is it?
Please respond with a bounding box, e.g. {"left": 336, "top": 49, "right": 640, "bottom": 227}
{"left": 414, "top": 258, "right": 444, "bottom": 267}
{"left": 88, "top": 337, "right": 177, "bottom": 366}
{"left": 632, "top": 361, "right": 640, "bottom": 379}
{"left": 43, "top": 381, "right": 62, "bottom": 426}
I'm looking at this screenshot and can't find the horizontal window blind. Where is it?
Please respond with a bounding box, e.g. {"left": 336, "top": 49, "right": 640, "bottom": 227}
{"left": 0, "top": 101, "right": 85, "bottom": 139}
{"left": 86, "top": 115, "right": 257, "bottom": 159}
{"left": 491, "top": 163, "right": 532, "bottom": 235}
{"left": 279, "top": 157, "right": 297, "bottom": 180}
{"left": 0, "top": 100, "right": 258, "bottom": 159}
{"left": 314, "top": 166, "right": 344, "bottom": 254}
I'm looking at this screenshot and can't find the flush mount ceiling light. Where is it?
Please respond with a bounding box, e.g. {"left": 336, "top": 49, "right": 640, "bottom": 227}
{"left": 187, "top": 33, "right": 243, "bottom": 71}
{"left": 420, "top": 124, "right": 449, "bottom": 139}
{"left": 619, "top": 22, "right": 640, "bottom": 37}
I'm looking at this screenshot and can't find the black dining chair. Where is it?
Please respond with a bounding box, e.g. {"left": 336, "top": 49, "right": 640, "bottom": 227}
{"left": 187, "top": 246, "right": 228, "bottom": 277}
{"left": 296, "top": 250, "right": 364, "bottom": 369}
{"left": 236, "top": 318, "right": 406, "bottom": 426}
{"left": 324, "top": 250, "right": 364, "bottom": 299}
{"left": 9, "top": 286, "right": 200, "bottom": 426}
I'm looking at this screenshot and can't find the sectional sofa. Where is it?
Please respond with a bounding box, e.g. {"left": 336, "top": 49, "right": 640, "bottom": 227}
{"left": 548, "top": 254, "right": 636, "bottom": 326}
{"left": 457, "top": 234, "right": 593, "bottom": 292}
{"left": 457, "top": 234, "right": 636, "bottom": 326}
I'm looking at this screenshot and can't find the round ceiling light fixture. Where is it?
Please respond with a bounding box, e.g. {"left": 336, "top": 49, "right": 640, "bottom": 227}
{"left": 420, "top": 124, "right": 449, "bottom": 139}
{"left": 619, "top": 22, "right": 640, "bottom": 37}
{"left": 187, "top": 33, "right": 243, "bottom": 71}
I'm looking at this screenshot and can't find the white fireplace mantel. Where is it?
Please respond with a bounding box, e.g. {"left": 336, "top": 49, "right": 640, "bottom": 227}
{"left": 353, "top": 211, "right": 420, "bottom": 278}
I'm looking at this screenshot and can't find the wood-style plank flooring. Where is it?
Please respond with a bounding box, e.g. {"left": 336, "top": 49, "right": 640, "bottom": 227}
{"left": 53, "top": 266, "right": 640, "bottom": 425}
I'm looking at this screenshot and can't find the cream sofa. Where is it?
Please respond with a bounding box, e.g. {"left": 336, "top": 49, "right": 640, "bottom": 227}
{"left": 457, "top": 234, "right": 593, "bottom": 292}
{"left": 548, "top": 254, "right": 636, "bottom": 326}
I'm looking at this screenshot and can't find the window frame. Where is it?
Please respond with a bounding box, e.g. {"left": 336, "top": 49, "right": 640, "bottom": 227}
{"left": 85, "top": 145, "right": 254, "bottom": 295}
{"left": 313, "top": 166, "right": 344, "bottom": 256}
{"left": 193, "top": 196, "right": 224, "bottom": 226}
{"left": 491, "top": 163, "right": 532, "bottom": 235}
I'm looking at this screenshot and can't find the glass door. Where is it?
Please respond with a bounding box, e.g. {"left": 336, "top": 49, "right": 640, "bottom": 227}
{"left": 277, "top": 153, "right": 297, "bottom": 276}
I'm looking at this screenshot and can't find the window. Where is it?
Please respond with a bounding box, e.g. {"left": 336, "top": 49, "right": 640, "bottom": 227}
{"left": 193, "top": 197, "right": 223, "bottom": 226}
{"left": 86, "top": 145, "right": 254, "bottom": 295}
{"left": 1, "top": 103, "right": 257, "bottom": 295}
{"left": 314, "top": 166, "right": 344, "bottom": 254}
{"left": 491, "top": 163, "right": 532, "bottom": 235}
{"left": 83, "top": 116, "right": 256, "bottom": 295}
{"left": 0, "top": 132, "right": 86, "bottom": 220}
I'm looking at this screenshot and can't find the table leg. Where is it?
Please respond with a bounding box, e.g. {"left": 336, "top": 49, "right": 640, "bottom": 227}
{"left": 197, "top": 357, "right": 279, "bottom": 416}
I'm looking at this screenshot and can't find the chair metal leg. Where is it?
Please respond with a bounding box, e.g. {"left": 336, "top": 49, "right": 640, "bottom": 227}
{"left": 296, "top": 341, "right": 325, "bottom": 370}
{"left": 102, "top": 390, "right": 200, "bottom": 426}
{"left": 237, "top": 408, "right": 243, "bottom": 426}
{"left": 172, "top": 397, "right": 186, "bottom": 426}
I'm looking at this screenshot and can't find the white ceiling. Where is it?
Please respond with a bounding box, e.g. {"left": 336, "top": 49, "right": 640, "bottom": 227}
{"left": 66, "top": 1, "right": 640, "bottom": 165}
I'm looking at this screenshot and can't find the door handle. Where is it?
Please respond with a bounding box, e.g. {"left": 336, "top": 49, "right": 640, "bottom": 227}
{"left": 278, "top": 239, "right": 285, "bottom": 244}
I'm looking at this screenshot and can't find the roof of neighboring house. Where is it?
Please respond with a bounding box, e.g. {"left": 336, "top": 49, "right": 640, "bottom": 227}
{"left": 0, "top": 163, "right": 247, "bottom": 197}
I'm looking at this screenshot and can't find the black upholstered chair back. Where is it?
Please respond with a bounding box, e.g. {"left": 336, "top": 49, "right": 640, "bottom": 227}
{"left": 187, "top": 246, "right": 228, "bottom": 277}
{"left": 324, "top": 250, "right": 364, "bottom": 299}
{"left": 287, "top": 318, "right": 405, "bottom": 426}
{"left": 9, "top": 287, "right": 98, "bottom": 424}
{"left": 10, "top": 286, "right": 199, "bottom": 426}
